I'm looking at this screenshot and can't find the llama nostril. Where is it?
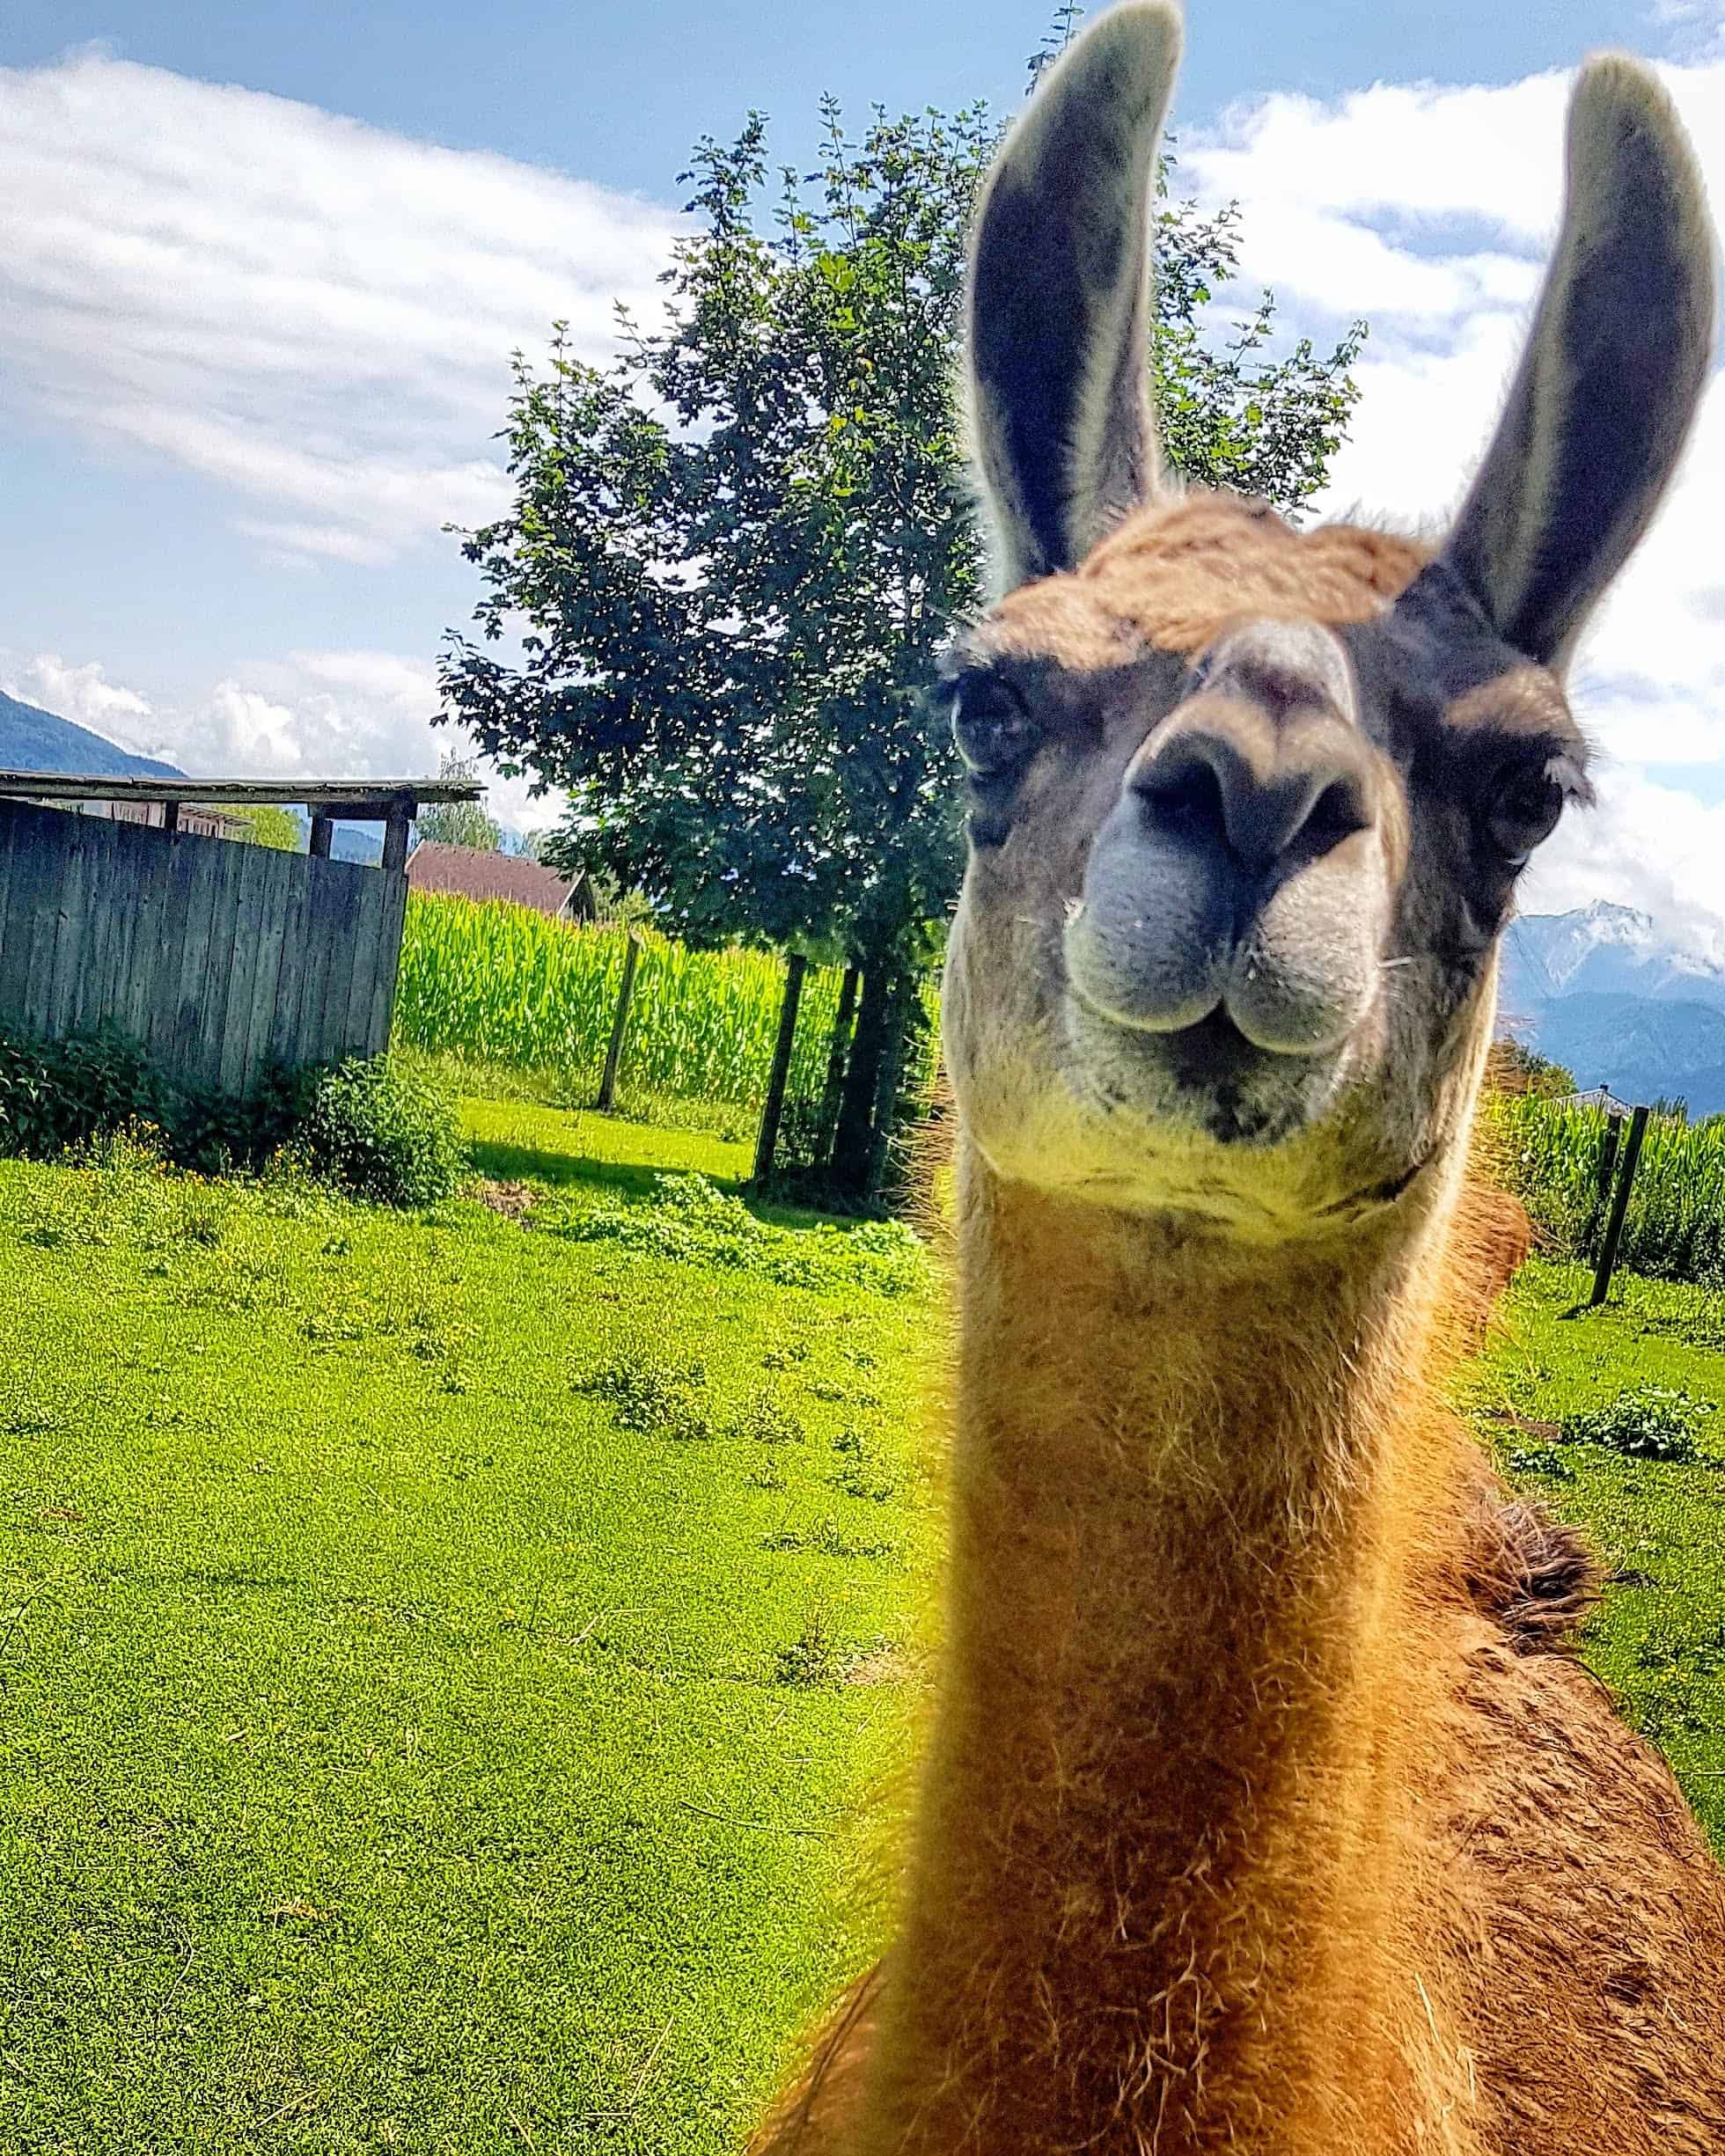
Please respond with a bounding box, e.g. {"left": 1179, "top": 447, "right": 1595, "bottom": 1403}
{"left": 1139, "top": 759, "right": 1228, "bottom": 845}
{"left": 1303, "top": 776, "right": 1370, "bottom": 855}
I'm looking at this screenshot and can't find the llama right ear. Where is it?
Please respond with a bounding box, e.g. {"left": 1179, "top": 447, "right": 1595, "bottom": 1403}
{"left": 966, "top": 0, "right": 1182, "bottom": 592}
{"left": 1440, "top": 57, "right": 1715, "bottom": 670}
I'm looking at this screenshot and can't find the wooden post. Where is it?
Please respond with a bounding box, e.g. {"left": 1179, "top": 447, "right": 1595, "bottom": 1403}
{"left": 1589, "top": 1103, "right": 1649, "bottom": 1308}
{"left": 1589, "top": 1111, "right": 1622, "bottom": 1256}
{"left": 595, "top": 933, "right": 642, "bottom": 1111}
{"left": 161, "top": 800, "right": 180, "bottom": 835}
{"left": 381, "top": 796, "right": 413, "bottom": 876}
{"left": 752, "top": 951, "right": 809, "bottom": 1189}
{"left": 309, "top": 812, "right": 334, "bottom": 860}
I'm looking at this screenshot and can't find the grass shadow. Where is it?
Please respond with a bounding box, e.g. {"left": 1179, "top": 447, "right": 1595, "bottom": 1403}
{"left": 467, "top": 1134, "right": 718, "bottom": 1203}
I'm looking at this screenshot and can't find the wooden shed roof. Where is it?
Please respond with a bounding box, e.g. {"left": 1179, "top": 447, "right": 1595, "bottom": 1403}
{"left": 0, "top": 774, "right": 483, "bottom": 818}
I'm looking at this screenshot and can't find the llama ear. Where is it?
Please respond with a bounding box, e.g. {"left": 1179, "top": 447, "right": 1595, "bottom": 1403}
{"left": 1442, "top": 56, "right": 1715, "bottom": 669}
{"left": 966, "top": 0, "right": 1182, "bottom": 591}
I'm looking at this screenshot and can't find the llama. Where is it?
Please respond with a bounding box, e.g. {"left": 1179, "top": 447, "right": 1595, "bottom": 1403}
{"left": 1454, "top": 1184, "right": 1534, "bottom": 1344}
{"left": 750, "top": 5, "right": 1725, "bottom": 2151}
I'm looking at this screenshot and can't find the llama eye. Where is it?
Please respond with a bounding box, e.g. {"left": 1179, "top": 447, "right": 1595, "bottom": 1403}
{"left": 1487, "top": 761, "right": 1567, "bottom": 863}
{"left": 951, "top": 674, "right": 1037, "bottom": 776}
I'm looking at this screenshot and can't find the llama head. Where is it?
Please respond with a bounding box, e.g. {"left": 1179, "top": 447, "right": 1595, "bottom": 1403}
{"left": 942, "top": 0, "right": 1715, "bottom": 1238}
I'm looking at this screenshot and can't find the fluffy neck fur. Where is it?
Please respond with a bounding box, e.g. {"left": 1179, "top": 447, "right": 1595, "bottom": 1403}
{"left": 853, "top": 1140, "right": 1484, "bottom": 2156}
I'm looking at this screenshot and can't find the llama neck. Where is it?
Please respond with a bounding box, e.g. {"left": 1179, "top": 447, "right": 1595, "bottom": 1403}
{"left": 859, "top": 1146, "right": 1478, "bottom": 2156}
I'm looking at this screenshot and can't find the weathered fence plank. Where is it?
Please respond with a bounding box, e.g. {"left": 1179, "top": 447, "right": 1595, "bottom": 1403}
{"left": 240, "top": 844, "right": 296, "bottom": 1094}
{"left": 0, "top": 800, "right": 409, "bottom": 1096}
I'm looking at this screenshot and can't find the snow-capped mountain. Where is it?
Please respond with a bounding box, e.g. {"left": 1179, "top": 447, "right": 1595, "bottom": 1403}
{"left": 1500, "top": 901, "right": 1725, "bottom": 1112}
{"left": 1500, "top": 900, "right": 1725, "bottom": 1022}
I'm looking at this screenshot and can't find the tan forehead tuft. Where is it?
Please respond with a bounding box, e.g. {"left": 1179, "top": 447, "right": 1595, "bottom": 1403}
{"left": 988, "top": 497, "right": 1431, "bottom": 665}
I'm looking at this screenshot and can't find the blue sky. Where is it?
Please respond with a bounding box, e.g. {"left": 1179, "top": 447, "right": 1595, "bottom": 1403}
{"left": 0, "top": 2, "right": 1673, "bottom": 189}
{"left": 5, "top": 0, "right": 1725, "bottom": 934}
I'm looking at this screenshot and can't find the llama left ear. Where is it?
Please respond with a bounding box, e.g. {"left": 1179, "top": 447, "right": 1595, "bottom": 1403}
{"left": 1441, "top": 56, "right": 1715, "bottom": 670}
{"left": 966, "top": 0, "right": 1183, "bottom": 592}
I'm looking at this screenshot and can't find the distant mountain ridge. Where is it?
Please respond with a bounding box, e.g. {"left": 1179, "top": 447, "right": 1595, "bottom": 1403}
{"left": 0, "top": 689, "right": 382, "bottom": 865}
{"left": 0, "top": 688, "right": 183, "bottom": 781}
{"left": 1501, "top": 901, "right": 1725, "bottom": 1113}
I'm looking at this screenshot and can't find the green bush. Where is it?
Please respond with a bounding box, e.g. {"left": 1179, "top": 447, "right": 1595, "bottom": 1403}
{"left": 0, "top": 1031, "right": 167, "bottom": 1158}
{"left": 549, "top": 1171, "right": 930, "bottom": 1297}
{"left": 0, "top": 1028, "right": 327, "bottom": 1174}
{"left": 0, "top": 1030, "right": 466, "bottom": 1209}
{"left": 301, "top": 1057, "right": 469, "bottom": 1208}
{"left": 1562, "top": 1384, "right": 1714, "bottom": 1464}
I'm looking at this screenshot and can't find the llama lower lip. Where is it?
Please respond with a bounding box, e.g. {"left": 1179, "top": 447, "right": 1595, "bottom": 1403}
{"left": 1068, "top": 986, "right": 1341, "bottom": 1148}
{"left": 1071, "top": 986, "right": 1302, "bottom": 1077}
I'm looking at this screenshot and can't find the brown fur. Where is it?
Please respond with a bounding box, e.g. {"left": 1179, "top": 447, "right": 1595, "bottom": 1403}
{"left": 1450, "top": 1183, "right": 1536, "bottom": 1344}
{"left": 983, "top": 496, "right": 1432, "bottom": 669}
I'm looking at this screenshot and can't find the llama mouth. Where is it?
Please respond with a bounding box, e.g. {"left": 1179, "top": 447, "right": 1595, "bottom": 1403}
{"left": 1067, "top": 991, "right": 1339, "bottom": 1148}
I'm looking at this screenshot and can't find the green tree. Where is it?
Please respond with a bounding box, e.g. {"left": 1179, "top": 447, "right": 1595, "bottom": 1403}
{"left": 415, "top": 753, "right": 503, "bottom": 853}
{"left": 233, "top": 806, "right": 302, "bottom": 852}
{"left": 439, "top": 33, "right": 1364, "bottom": 1201}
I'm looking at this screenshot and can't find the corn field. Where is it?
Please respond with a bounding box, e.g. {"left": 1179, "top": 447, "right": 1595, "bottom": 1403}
{"left": 394, "top": 893, "right": 862, "bottom": 1106}
{"left": 1486, "top": 1091, "right": 1725, "bottom": 1287}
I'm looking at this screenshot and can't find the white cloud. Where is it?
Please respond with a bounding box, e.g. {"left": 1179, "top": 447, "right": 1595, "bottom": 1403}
{"left": 4, "top": 645, "right": 560, "bottom": 834}
{"left": 1179, "top": 54, "right": 1725, "bottom": 939}
{"left": 9, "top": 42, "right": 1725, "bottom": 936}
{"left": 3, "top": 652, "right": 156, "bottom": 739}
{"left": 0, "top": 51, "right": 678, "bottom": 564}
{"left": 1526, "top": 767, "right": 1725, "bottom": 963}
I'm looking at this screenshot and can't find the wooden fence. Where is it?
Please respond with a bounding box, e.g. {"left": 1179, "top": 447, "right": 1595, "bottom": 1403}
{"left": 0, "top": 799, "right": 407, "bottom": 1097}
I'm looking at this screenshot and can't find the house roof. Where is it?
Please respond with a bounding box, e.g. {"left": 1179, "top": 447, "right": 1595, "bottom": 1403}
{"left": 407, "top": 840, "right": 585, "bottom": 917}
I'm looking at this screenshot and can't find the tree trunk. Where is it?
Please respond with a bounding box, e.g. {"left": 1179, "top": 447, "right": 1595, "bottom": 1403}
{"left": 831, "top": 962, "right": 897, "bottom": 1204}
{"left": 815, "top": 965, "right": 861, "bottom": 1173}
{"left": 752, "top": 951, "right": 808, "bottom": 1189}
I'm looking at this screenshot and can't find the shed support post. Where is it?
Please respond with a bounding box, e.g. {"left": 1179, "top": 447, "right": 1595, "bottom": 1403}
{"left": 161, "top": 801, "right": 180, "bottom": 834}
{"left": 309, "top": 813, "right": 334, "bottom": 860}
{"left": 382, "top": 796, "right": 414, "bottom": 876}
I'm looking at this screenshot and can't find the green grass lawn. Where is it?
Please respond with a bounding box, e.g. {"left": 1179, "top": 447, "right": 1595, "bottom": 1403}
{"left": 1, "top": 1106, "right": 1721, "bottom": 2152}
{"left": 0, "top": 1106, "right": 933, "bottom": 2153}
{"left": 1460, "top": 1257, "right": 1725, "bottom": 1846}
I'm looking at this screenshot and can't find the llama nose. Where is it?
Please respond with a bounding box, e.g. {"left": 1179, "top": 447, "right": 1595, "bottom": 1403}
{"left": 1129, "top": 625, "right": 1375, "bottom": 874}
{"left": 1132, "top": 716, "right": 1373, "bottom": 871}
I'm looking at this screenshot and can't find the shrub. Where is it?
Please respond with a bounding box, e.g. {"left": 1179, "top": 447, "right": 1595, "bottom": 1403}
{"left": 1562, "top": 1384, "right": 1714, "bottom": 1464}
{"left": 551, "top": 1172, "right": 929, "bottom": 1297}
{"left": 0, "top": 1031, "right": 167, "bottom": 1158}
{"left": 576, "top": 1345, "right": 713, "bottom": 1442}
{"left": 0, "top": 1029, "right": 327, "bottom": 1177}
{"left": 301, "top": 1057, "right": 469, "bottom": 1208}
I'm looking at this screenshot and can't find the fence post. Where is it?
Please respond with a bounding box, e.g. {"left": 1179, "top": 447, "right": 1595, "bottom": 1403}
{"left": 595, "top": 933, "right": 642, "bottom": 1112}
{"left": 1588, "top": 1111, "right": 1622, "bottom": 1257}
{"left": 752, "top": 951, "right": 809, "bottom": 1189}
{"left": 1589, "top": 1103, "right": 1648, "bottom": 1308}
